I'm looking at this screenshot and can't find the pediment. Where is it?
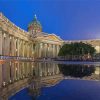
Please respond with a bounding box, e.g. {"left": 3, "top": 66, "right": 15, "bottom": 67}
{"left": 44, "top": 34, "right": 62, "bottom": 41}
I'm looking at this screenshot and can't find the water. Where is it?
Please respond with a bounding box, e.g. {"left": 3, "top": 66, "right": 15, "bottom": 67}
{"left": 8, "top": 62, "right": 100, "bottom": 100}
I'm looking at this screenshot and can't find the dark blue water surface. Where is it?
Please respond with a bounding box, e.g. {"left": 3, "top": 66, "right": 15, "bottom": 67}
{"left": 37, "top": 79, "right": 100, "bottom": 100}
{"left": 9, "top": 79, "right": 100, "bottom": 100}
{"left": 9, "top": 88, "right": 33, "bottom": 100}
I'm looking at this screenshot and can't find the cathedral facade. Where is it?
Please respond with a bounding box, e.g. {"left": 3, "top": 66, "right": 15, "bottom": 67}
{"left": 0, "top": 13, "right": 63, "bottom": 60}
{"left": 0, "top": 12, "right": 100, "bottom": 60}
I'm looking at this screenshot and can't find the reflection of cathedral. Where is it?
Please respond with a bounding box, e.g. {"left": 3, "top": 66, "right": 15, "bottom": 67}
{"left": 0, "top": 13, "right": 63, "bottom": 60}
{"left": 33, "top": 62, "right": 63, "bottom": 87}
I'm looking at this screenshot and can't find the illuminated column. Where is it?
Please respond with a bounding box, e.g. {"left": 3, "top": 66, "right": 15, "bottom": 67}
{"left": 36, "top": 43, "right": 39, "bottom": 58}
{"left": 22, "top": 41, "right": 24, "bottom": 57}
{"left": 39, "top": 43, "right": 41, "bottom": 58}
{"left": 42, "top": 43, "right": 44, "bottom": 57}
{"left": 15, "top": 38, "right": 18, "bottom": 56}
{"left": 5, "top": 34, "right": 10, "bottom": 56}
{"left": 19, "top": 39, "right": 22, "bottom": 57}
{"left": 32, "top": 43, "right": 34, "bottom": 58}
{"left": 17, "top": 38, "right": 20, "bottom": 57}
{"left": 46, "top": 44, "right": 49, "bottom": 57}
{"left": 24, "top": 42, "right": 26, "bottom": 57}
{"left": 4, "top": 33, "right": 7, "bottom": 55}
{"left": 28, "top": 43, "right": 30, "bottom": 58}
{"left": 13, "top": 37, "right": 16, "bottom": 56}
{"left": 44, "top": 44, "right": 47, "bottom": 57}
{"left": 50, "top": 44, "right": 52, "bottom": 58}
{"left": 51, "top": 44, "right": 53, "bottom": 58}
{"left": 56, "top": 45, "right": 59, "bottom": 56}
{"left": 52, "top": 44, "right": 55, "bottom": 58}
{"left": 12, "top": 37, "right": 15, "bottom": 56}
{"left": 0, "top": 29, "right": 3, "bottom": 55}
{"left": 21, "top": 40, "right": 23, "bottom": 57}
{"left": 49, "top": 44, "right": 52, "bottom": 58}
{"left": 29, "top": 43, "right": 31, "bottom": 58}
{"left": 9, "top": 36, "right": 12, "bottom": 56}
{"left": 2, "top": 33, "right": 6, "bottom": 55}
{"left": 55, "top": 45, "right": 57, "bottom": 57}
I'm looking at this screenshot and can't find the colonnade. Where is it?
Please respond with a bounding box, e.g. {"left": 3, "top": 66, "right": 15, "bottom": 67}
{"left": 34, "top": 43, "right": 61, "bottom": 58}
{"left": 0, "top": 29, "right": 34, "bottom": 58}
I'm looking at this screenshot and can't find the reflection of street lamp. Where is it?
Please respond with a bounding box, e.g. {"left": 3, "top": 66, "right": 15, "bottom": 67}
{"left": 99, "top": 44, "right": 100, "bottom": 61}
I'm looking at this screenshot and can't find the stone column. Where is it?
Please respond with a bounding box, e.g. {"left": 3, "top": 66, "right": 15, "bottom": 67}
{"left": 4, "top": 34, "right": 10, "bottom": 56}
{"left": 51, "top": 44, "right": 53, "bottom": 58}
{"left": 55, "top": 45, "right": 57, "bottom": 57}
{"left": 41, "top": 43, "right": 44, "bottom": 58}
{"left": 12, "top": 37, "right": 15, "bottom": 56}
{"left": 17, "top": 38, "right": 20, "bottom": 57}
{"left": 29, "top": 43, "right": 32, "bottom": 58}
{"left": 24, "top": 42, "right": 26, "bottom": 57}
{"left": 36, "top": 43, "right": 40, "bottom": 58}
{"left": 22, "top": 41, "right": 24, "bottom": 57}
{"left": 19, "top": 39, "right": 22, "bottom": 57}
{"left": 57, "top": 45, "right": 59, "bottom": 56}
{"left": 0, "top": 30, "right": 2, "bottom": 55}
{"left": 44, "top": 43, "right": 47, "bottom": 58}
{"left": 52, "top": 44, "right": 55, "bottom": 58}
{"left": 38, "top": 43, "right": 42, "bottom": 58}
{"left": 14, "top": 37, "right": 17, "bottom": 56}
{"left": 2, "top": 33, "right": 6, "bottom": 55}
{"left": 27, "top": 43, "right": 29, "bottom": 58}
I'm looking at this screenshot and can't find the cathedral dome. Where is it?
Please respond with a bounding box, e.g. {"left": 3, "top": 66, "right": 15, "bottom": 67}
{"left": 28, "top": 15, "right": 42, "bottom": 32}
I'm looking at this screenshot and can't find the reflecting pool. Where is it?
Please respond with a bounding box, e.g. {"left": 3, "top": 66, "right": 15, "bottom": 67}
{"left": 8, "top": 62, "right": 100, "bottom": 100}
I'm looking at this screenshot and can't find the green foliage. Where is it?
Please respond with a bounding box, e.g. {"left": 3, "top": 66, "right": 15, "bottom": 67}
{"left": 58, "top": 42, "right": 96, "bottom": 56}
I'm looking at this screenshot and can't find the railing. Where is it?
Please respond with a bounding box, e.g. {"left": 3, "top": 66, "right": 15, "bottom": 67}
{"left": 0, "top": 55, "right": 34, "bottom": 61}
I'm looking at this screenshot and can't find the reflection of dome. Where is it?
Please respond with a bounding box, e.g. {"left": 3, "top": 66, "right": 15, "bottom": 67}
{"left": 28, "top": 15, "right": 42, "bottom": 33}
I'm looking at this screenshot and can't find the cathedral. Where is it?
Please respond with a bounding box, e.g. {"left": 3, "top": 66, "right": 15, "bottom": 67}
{"left": 0, "top": 12, "right": 100, "bottom": 61}
{"left": 0, "top": 13, "right": 63, "bottom": 60}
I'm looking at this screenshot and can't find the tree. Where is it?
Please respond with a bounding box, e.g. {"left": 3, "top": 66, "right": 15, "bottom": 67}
{"left": 58, "top": 42, "right": 96, "bottom": 60}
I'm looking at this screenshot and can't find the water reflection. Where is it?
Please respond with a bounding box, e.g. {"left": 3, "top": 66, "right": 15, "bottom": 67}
{"left": 59, "top": 64, "right": 100, "bottom": 80}
{"left": 2, "top": 61, "right": 100, "bottom": 100}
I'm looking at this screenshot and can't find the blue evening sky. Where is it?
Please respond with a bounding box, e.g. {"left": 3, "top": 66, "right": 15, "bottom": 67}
{"left": 0, "top": 0, "right": 100, "bottom": 40}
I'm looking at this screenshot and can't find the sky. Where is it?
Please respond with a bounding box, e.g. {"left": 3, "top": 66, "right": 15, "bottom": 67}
{"left": 0, "top": 0, "right": 100, "bottom": 40}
